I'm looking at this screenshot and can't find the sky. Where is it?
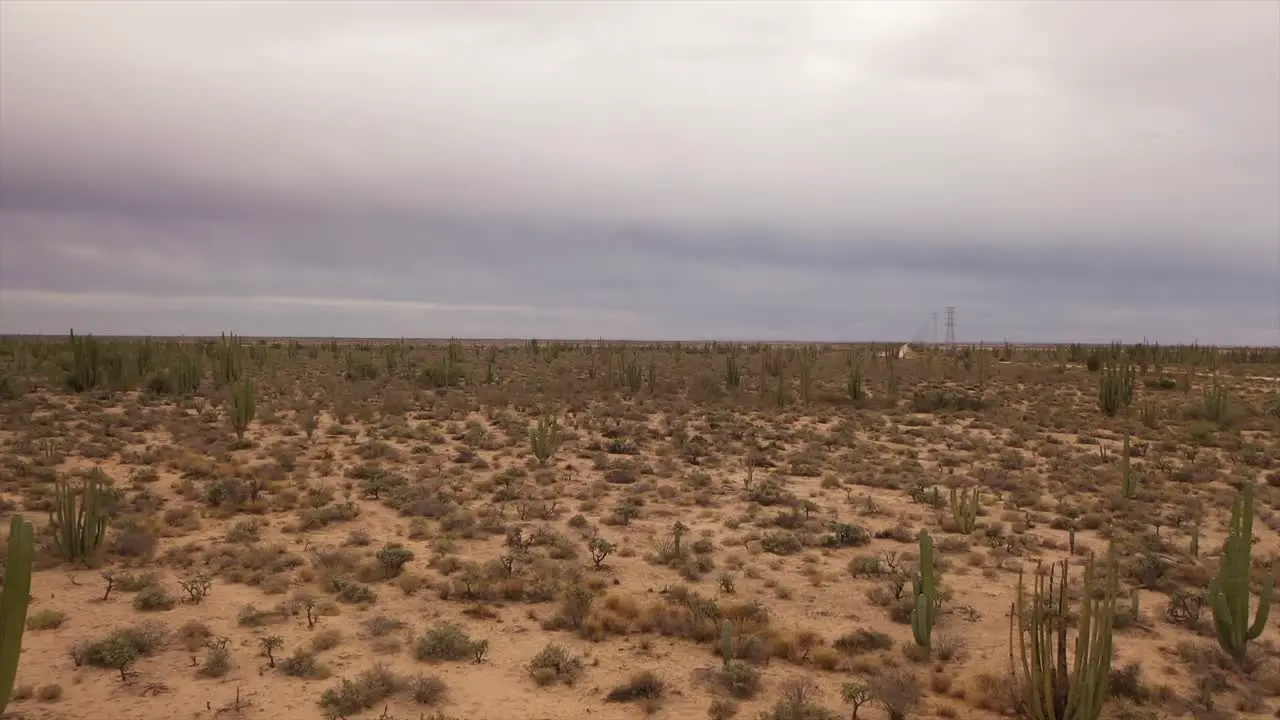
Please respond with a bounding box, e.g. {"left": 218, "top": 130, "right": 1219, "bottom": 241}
{"left": 1, "top": 1, "right": 1278, "bottom": 344}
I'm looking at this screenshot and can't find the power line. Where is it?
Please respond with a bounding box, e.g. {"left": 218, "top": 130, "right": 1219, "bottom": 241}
{"left": 944, "top": 306, "right": 956, "bottom": 346}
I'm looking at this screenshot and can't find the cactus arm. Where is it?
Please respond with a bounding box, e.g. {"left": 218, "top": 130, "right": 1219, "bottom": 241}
{"left": 1246, "top": 568, "right": 1273, "bottom": 640}
{"left": 0, "top": 516, "right": 34, "bottom": 712}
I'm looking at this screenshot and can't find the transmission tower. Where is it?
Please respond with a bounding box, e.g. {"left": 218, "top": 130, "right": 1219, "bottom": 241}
{"left": 944, "top": 307, "right": 956, "bottom": 346}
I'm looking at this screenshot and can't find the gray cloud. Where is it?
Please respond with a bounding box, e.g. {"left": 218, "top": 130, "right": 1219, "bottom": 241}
{"left": 1, "top": 1, "right": 1277, "bottom": 342}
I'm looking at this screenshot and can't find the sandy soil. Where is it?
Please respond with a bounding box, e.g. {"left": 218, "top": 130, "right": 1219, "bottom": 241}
{"left": 1, "top": 340, "right": 1278, "bottom": 720}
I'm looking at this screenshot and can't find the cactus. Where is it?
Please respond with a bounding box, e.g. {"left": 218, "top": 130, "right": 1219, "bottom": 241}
{"left": 1208, "top": 482, "right": 1274, "bottom": 663}
{"left": 1012, "top": 551, "right": 1119, "bottom": 720}
{"left": 216, "top": 332, "right": 243, "bottom": 385}
{"left": 1121, "top": 433, "right": 1138, "bottom": 499}
{"left": 172, "top": 350, "right": 203, "bottom": 395}
{"left": 52, "top": 471, "right": 110, "bottom": 562}
{"left": 1098, "top": 362, "right": 1135, "bottom": 416}
{"left": 67, "top": 329, "right": 103, "bottom": 392}
{"left": 0, "top": 515, "right": 34, "bottom": 713}
{"left": 910, "top": 529, "right": 938, "bottom": 650}
{"left": 949, "top": 487, "right": 980, "bottom": 533}
{"left": 721, "top": 619, "right": 734, "bottom": 668}
{"left": 529, "top": 415, "right": 561, "bottom": 465}
{"left": 228, "top": 379, "right": 256, "bottom": 440}
{"left": 725, "top": 353, "right": 741, "bottom": 390}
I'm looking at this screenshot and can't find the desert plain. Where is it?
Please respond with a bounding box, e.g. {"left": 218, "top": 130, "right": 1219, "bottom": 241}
{"left": 0, "top": 335, "right": 1277, "bottom": 720}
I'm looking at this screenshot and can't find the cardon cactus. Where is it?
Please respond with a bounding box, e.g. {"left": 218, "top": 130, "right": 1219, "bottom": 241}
{"left": 910, "top": 529, "right": 938, "bottom": 650}
{"left": 1208, "top": 482, "right": 1273, "bottom": 663}
{"left": 721, "top": 619, "right": 733, "bottom": 667}
{"left": 949, "top": 487, "right": 980, "bottom": 533}
{"left": 1120, "top": 433, "right": 1137, "bottom": 499}
{"left": 1013, "top": 551, "right": 1119, "bottom": 720}
{"left": 52, "top": 471, "right": 110, "bottom": 562}
{"left": 0, "top": 515, "right": 34, "bottom": 713}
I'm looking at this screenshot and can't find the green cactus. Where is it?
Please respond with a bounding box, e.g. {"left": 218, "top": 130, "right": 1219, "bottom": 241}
{"left": 1208, "top": 482, "right": 1274, "bottom": 663}
{"left": 1013, "top": 551, "right": 1119, "bottom": 720}
{"left": 721, "top": 619, "right": 733, "bottom": 668}
{"left": 910, "top": 529, "right": 938, "bottom": 650}
{"left": 1121, "top": 433, "right": 1138, "bottom": 499}
{"left": 0, "top": 515, "right": 34, "bottom": 713}
{"left": 172, "top": 350, "right": 203, "bottom": 395}
{"left": 949, "top": 487, "right": 980, "bottom": 533}
{"left": 1098, "top": 362, "right": 1135, "bottom": 416}
{"left": 228, "top": 379, "right": 256, "bottom": 440}
{"left": 51, "top": 471, "right": 110, "bottom": 562}
{"left": 216, "top": 332, "right": 243, "bottom": 385}
{"left": 67, "top": 329, "right": 103, "bottom": 392}
{"left": 529, "top": 415, "right": 561, "bottom": 466}
{"left": 725, "top": 353, "right": 741, "bottom": 390}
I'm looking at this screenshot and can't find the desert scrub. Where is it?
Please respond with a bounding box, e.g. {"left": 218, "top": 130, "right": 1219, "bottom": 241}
{"left": 319, "top": 664, "right": 402, "bottom": 718}
{"left": 133, "top": 584, "right": 177, "bottom": 611}
{"left": 413, "top": 621, "right": 480, "bottom": 662}
{"left": 407, "top": 673, "right": 448, "bottom": 704}
{"left": 605, "top": 670, "right": 665, "bottom": 704}
{"left": 25, "top": 609, "right": 67, "bottom": 631}
{"left": 528, "top": 643, "right": 583, "bottom": 686}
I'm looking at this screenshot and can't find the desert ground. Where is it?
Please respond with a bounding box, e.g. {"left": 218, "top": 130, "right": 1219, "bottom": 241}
{"left": 0, "top": 335, "right": 1277, "bottom": 720}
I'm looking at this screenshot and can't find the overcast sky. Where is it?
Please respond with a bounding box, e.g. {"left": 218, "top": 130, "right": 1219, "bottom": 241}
{"left": 2, "top": 1, "right": 1278, "bottom": 343}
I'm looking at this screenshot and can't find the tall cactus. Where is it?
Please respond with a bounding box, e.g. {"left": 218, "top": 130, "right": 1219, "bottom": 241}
{"left": 228, "top": 379, "right": 256, "bottom": 440}
{"left": 1097, "top": 362, "right": 1134, "bottom": 416}
{"left": 721, "top": 619, "right": 734, "bottom": 668}
{"left": 1120, "top": 433, "right": 1137, "bottom": 499}
{"left": 1012, "top": 551, "right": 1118, "bottom": 720}
{"left": 911, "top": 529, "right": 938, "bottom": 650}
{"left": 1208, "top": 482, "right": 1273, "bottom": 663}
{"left": 0, "top": 516, "right": 34, "bottom": 713}
{"left": 67, "top": 329, "right": 103, "bottom": 392}
{"left": 528, "top": 415, "right": 561, "bottom": 466}
{"left": 52, "top": 472, "right": 110, "bottom": 562}
{"left": 949, "top": 487, "right": 980, "bottom": 533}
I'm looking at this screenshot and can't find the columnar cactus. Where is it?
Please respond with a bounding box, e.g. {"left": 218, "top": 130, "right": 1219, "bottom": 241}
{"left": 910, "top": 529, "right": 938, "bottom": 650}
{"left": 1098, "top": 362, "right": 1135, "bottom": 416}
{"left": 0, "top": 515, "right": 34, "bottom": 713}
{"left": 1013, "top": 551, "right": 1118, "bottom": 720}
{"left": 949, "top": 487, "right": 980, "bottom": 533}
{"left": 1208, "top": 482, "right": 1273, "bottom": 663}
{"left": 529, "top": 415, "right": 561, "bottom": 466}
{"left": 228, "top": 379, "right": 256, "bottom": 440}
{"left": 1120, "top": 433, "right": 1138, "bottom": 499}
{"left": 721, "top": 619, "right": 734, "bottom": 668}
{"left": 52, "top": 471, "right": 110, "bottom": 562}
{"left": 67, "top": 329, "right": 103, "bottom": 392}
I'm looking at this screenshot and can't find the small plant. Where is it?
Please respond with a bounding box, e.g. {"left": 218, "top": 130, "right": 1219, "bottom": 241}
{"left": 588, "top": 536, "right": 615, "bottom": 569}
{"left": 375, "top": 544, "right": 415, "bottom": 578}
{"left": 527, "top": 643, "right": 582, "bottom": 687}
{"left": 260, "top": 635, "right": 284, "bottom": 668}
{"left": 841, "top": 682, "right": 872, "bottom": 718}
{"left": 180, "top": 574, "right": 213, "bottom": 604}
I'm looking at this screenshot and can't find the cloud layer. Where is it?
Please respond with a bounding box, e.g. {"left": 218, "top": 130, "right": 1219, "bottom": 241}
{"left": 2, "top": 1, "right": 1277, "bottom": 342}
